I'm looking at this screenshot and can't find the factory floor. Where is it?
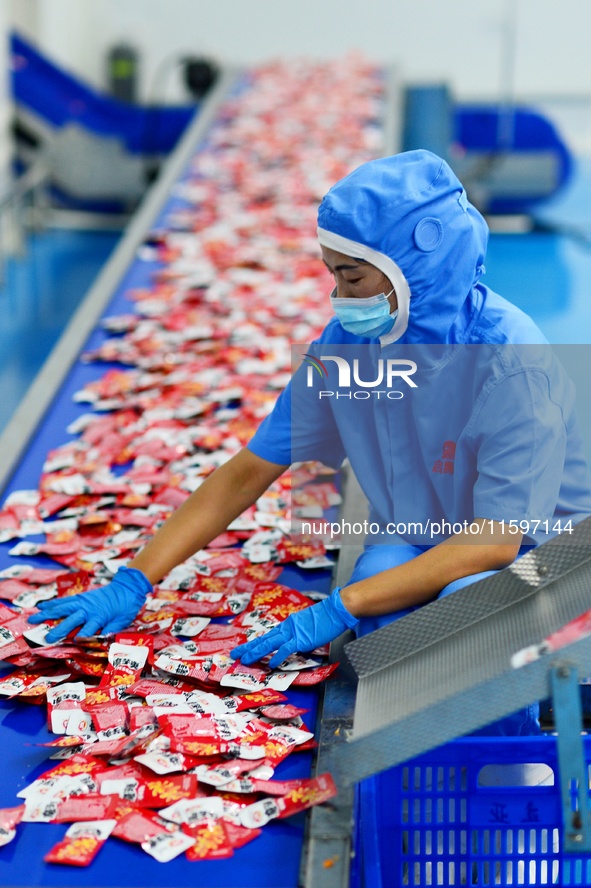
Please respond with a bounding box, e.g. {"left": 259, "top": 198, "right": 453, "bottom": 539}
{"left": 486, "top": 155, "right": 591, "bottom": 344}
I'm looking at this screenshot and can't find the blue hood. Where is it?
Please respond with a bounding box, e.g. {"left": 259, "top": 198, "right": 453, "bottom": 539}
{"left": 317, "top": 150, "right": 490, "bottom": 344}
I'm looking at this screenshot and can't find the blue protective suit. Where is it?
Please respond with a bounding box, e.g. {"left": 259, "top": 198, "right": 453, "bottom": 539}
{"left": 247, "top": 150, "right": 591, "bottom": 733}
{"left": 250, "top": 150, "right": 591, "bottom": 546}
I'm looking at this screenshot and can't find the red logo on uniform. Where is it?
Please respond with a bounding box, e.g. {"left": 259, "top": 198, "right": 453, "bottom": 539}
{"left": 433, "top": 440, "right": 456, "bottom": 474}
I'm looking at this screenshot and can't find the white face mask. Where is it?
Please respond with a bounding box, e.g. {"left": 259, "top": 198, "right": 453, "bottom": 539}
{"left": 331, "top": 289, "right": 397, "bottom": 338}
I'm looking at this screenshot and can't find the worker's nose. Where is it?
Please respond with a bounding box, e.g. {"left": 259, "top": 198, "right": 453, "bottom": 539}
{"left": 334, "top": 282, "right": 354, "bottom": 300}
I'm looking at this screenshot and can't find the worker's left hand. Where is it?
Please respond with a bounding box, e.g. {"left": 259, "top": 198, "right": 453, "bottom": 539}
{"left": 231, "top": 587, "right": 358, "bottom": 669}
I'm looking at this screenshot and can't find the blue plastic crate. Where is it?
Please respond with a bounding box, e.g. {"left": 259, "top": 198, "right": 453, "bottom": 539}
{"left": 355, "top": 736, "right": 591, "bottom": 887}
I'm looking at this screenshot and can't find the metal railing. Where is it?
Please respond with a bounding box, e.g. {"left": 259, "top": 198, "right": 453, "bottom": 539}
{"left": 0, "top": 160, "right": 50, "bottom": 284}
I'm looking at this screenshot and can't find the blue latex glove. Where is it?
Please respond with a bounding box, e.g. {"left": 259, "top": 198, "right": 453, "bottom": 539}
{"left": 27, "top": 566, "right": 152, "bottom": 643}
{"left": 231, "top": 587, "right": 358, "bottom": 669}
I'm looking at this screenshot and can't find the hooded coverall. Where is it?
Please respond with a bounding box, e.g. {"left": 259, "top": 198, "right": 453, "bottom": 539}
{"left": 248, "top": 150, "right": 591, "bottom": 735}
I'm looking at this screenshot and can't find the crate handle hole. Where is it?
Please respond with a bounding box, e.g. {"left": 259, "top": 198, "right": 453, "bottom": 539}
{"left": 478, "top": 763, "right": 555, "bottom": 787}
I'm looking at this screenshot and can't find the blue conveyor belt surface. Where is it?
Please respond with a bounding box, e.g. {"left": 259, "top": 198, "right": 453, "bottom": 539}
{"left": 0, "top": 237, "right": 331, "bottom": 886}
{"left": 0, "top": 255, "right": 331, "bottom": 888}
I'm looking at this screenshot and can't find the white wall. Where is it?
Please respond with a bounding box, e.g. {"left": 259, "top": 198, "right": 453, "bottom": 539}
{"left": 7, "top": 0, "right": 591, "bottom": 104}
{"left": 84, "top": 0, "right": 511, "bottom": 101}
{"left": 9, "top": 0, "right": 39, "bottom": 40}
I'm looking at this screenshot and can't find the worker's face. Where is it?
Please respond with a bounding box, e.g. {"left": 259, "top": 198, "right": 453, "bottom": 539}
{"left": 321, "top": 246, "right": 397, "bottom": 312}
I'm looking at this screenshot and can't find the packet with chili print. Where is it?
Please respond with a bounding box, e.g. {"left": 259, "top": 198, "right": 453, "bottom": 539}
{"left": 115, "top": 631, "right": 155, "bottom": 663}
{"left": 183, "top": 818, "right": 234, "bottom": 860}
{"left": 136, "top": 774, "right": 200, "bottom": 808}
{"left": 233, "top": 688, "right": 288, "bottom": 710}
{"left": 44, "top": 819, "right": 117, "bottom": 866}
{"left": 232, "top": 563, "right": 283, "bottom": 592}
{"left": 276, "top": 772, "right": 337, "bottom": 818}
{"left": 166, "top": 736, "right": 230, "bottom": 759}
{"left": 18, "top": 672, "right": 73, "bottom": 701}
{"left": 247, "top": 582, "right": 311, "bottom": 613}
{"left": 99, "top": 642, "right": 150, "bottom": 688}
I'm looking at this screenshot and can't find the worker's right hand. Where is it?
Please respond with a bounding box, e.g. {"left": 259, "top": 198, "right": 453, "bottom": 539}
{"left": 231, "top": 586, "right": 359, "bottom": 669}
{"left": 27, "top": 566, "right": 152, "bottom": 643}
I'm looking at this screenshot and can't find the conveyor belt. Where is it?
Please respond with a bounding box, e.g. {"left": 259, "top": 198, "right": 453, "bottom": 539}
{"left": 0, "top": 67, "right": 328, "bottom": 888}
{"left": 0, "top": 59, "right": 400, "bottom": 888}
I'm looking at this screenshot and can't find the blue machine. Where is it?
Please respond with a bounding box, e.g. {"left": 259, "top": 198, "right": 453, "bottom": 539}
{"left": 402, "top": 84, "right": 573, "bottom": 215}
{"left": 10, "top": 32, "right": 196, "bottom": 212}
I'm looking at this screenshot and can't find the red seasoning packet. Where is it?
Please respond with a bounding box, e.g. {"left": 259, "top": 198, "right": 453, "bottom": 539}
{"left": 99, "top": 642, "right": 150, "bottom": 689}
{"left": 126, "top": 678, "right": 195, "bottom": 697}
{"left": 234, "top": 689, "right": 288, "bottom": 710}
{"left": 239, "top": 774, "right": 337, "bottom": 829}
{"left": 137, "top": 775, "right": 200, "bottom": 808}
{"left": 112, "top": 810, "right": 174, "bottom": 843}
{"left": 0, "top": 635, "right": 30, "bottom": 662}
{"left": 37, "top": 735, "right": 86, "bottom": 749}
{"left": 54, "top": 794, "right": 119, "bottom": 824}
{"left": 129, "top": 706, "right": 157, "bottom": 732}
{"left": 276, "top": 773, "right": 337, "bottom": 817}
{"left": 115, "top": 631, "right": 155, "bottom": 665}
{"left": 44, "top": 819, "right": 117, "bottom": 866}
{"left": 260, "top": 704, "right": 309, "bottom": 721}
{"left": 158, "top": 713, "right": 221, "bottom": 740}
{"left": 247, "top": 583, "right": 311, "bottom": 614}
{"left": 0, "top": 804, "right": 25, "bottom": 847}
{"left": 233, "top": 564, "right": 282, "bottom": 591}
{"left": 183, "top": 819, "right": 234, "bottom": 861}
{"left": 83, "top": 701, "right": 128, "bottom": 735}
{"left": 0, "top": 579, "right": 34, "bottom": 601}
{"left": 222, "top": 821, "right": 261, "bottom": 850}
{"left": 290, "top": 663, "right": 339, "bottom": 686}
{"left": 56, "top": 571, "right": 93, "bottom": 596}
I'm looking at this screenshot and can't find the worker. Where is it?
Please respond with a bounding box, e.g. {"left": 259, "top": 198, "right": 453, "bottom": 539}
{"left": 29, "top": 150, "right": 591, "bottom": 733}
